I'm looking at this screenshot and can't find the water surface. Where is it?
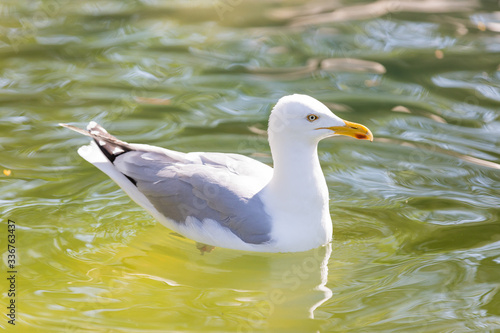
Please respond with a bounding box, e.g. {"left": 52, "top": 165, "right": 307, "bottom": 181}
{"left": 1, "top": 0, "right": 500, "bottom": 332}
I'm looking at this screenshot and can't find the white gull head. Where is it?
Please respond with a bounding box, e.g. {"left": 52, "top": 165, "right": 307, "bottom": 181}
{"left": 268, "top": 94, "right": 373, "bottom": 144}
{"left": 263, "top": 94, "right": 373, "bottom": 252}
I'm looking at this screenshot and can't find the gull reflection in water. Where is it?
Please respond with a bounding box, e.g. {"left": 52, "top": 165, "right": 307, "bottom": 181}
{"left": 93, "top": 226, "right": 334, "bottom": 331}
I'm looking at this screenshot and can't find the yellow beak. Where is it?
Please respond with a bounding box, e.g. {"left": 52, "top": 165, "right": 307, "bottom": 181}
{"left": 317, "top": 120, "right": 373, "bottom": 141}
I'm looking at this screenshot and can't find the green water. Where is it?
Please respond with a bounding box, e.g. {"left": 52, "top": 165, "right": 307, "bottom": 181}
{"left": 1, "top": 0, "right": 500, "bottom": 332}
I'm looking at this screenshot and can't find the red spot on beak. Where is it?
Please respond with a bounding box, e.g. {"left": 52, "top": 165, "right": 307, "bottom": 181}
{"left": 355, "top": 134, "right": 367, "bottom": 139}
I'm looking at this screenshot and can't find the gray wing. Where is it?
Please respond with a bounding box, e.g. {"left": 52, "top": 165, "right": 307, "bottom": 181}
{"left": 113, "top": 150, "right": 273, "bottom": 244}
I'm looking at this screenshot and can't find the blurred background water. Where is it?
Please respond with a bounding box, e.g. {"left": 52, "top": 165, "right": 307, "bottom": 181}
{"left": 1, "top": 0, "right": 500, "bottom": 332}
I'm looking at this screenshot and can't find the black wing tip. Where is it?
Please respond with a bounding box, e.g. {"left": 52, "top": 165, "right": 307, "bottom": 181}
{"left": 124, "top": 175, "right": 137, "bottom": 186}
{"left": 60, "top": 120, "right": 106, "bottom": 133}
{"left": 60, "top": 121, "right": 132, "bottom": 158}
{"left": 59, "top": 123, "right": 92, "bottom": 137}
{"left": 61, "top": 121, "right": 137, "bottom": 184}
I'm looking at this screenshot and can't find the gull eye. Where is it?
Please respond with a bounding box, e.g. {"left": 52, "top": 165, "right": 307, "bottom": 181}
{"left": 307, "top": 114, "right": 319, "bottom": 122}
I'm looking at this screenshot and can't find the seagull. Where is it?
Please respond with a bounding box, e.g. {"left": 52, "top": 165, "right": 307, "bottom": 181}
{"left": 61, "top": 94, "right": 373, "bottom": 253}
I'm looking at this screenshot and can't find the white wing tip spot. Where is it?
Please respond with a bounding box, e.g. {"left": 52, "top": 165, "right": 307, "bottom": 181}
{"left": 87, "top": 121, "right": 108, "bottom": 133}
{"left": 87, "top": 121, "right": 98, "bottom": 130}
